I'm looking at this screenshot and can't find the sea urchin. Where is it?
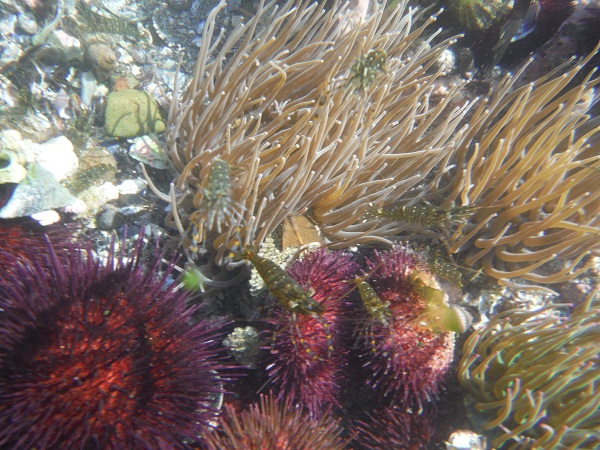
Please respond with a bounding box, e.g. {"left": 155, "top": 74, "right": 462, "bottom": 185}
{"left": 204, "top": 393, "right": 347, "bottom": 450}
{"left": 264, "top": 248, "right": 359, "bottom": 414}
{"left": 356, "top": 245, "right": 455, "bottom": 408}
{"left": 0, "top": 239, "right": 227, "bottom": 449}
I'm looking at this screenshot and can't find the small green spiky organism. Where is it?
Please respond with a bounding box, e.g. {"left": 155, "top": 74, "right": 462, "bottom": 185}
{"left": 458, "top": 292, "right": 600, "bottom": 449}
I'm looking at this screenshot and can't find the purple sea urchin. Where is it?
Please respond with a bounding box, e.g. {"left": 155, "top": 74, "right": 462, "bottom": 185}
{"left": 356, "top": 246, "right": 455, "bottom": 408}
{"left": 264, "top": 248, "right": 359, "bottom": 414}
{"left": 0, "top": 218, "right": 70, "bottom": 282}
{"left": 354, "top": 403, "right": 436, "bottom": 449}
{"left": 0, "top": 240, "right": 227, "bottom": 449}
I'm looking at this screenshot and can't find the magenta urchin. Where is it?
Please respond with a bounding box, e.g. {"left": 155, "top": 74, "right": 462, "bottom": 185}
{"left": 263, "top": 248, "right": 359, "bottom": 415}
{"left": 0, "top": 239, "right": 228, "bottom": 450}
{"left": 355, "top": 245, "right": 455, "bottom": 408}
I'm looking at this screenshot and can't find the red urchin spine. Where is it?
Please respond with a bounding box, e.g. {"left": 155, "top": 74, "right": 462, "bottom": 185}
{"left": 264, "top": 248, "right": 359, "bottom": 415}
{"left": 0, "top": 237, "right": 228, "bottom": 450}
{"left": 204, "top": 393, "right": 348, "bottom": 449}
{"left": 353, "top": 403, "right": 436, "bottom": 449}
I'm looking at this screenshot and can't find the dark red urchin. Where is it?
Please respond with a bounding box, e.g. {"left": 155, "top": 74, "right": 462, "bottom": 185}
{"left": 357, "top": 245, "right": 454, "bottom": 408}
{"left": 353, "top": 403, "right": 436, "bottom": 450}
{"left": 0, "top": 218, "right": 71, "bottom": 281}
{"left": 204, "top": 393, "right": 347, "bottom": 450}
{"left": 0, "top": 240, "right": 227, "bottom": 450}
{"left": 265, "top": 248, "right": 359, "bottom": 415}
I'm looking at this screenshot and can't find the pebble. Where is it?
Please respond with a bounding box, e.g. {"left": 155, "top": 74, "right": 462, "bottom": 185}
{"left": 46, "top": 30, "right": 82, "bottom": 61}
{"left": 117, "top": 178, "right": 147, "bottom": 196}
{"left": 96, "top": 204, "right": 125, "bottom": 230}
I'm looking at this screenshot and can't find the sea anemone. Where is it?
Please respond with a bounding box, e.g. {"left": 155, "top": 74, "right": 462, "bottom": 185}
{"left": 155, "top": 0, "right": 600, "bottom": 287}
{"left": 264, "top": 248, "right": 359, "bottom": 415}
{"left": 203, "top": 393, "right": 347, "bottom": 450}
{"left": 458, "top": 292, "right": 600, "bottom": 449}
{"left": 440, "top": 49, "right": 600, "bottom": 284}
{"left": 355, "top": 245, "right": 456, "bottom": 408}
{"left": 157, "top": 0, "right": 473, "bottom": 263}
{"left": 0, "top": 239, "right": 227, "bottom": 449}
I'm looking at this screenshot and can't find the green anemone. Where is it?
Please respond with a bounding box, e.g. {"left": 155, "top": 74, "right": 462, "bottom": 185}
{"left": 458, "top": 293, "right": 600, "bottom": 449}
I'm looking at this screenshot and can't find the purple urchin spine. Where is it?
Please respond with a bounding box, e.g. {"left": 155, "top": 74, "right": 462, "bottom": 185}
{"left": 264, "top": 248, "right": 359, "bottom": 415}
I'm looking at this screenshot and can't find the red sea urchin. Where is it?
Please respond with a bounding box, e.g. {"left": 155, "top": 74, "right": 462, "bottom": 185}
{"left": 204, "top": 393, "right": 347, "bottom": 449}
{"left": 357, "top": 246, "right": 455, "bottom": 408}
{"left": 264, "top": 248, "right": 359, "bottom": 415}
{"left": 0, "top": 240, "right": 227, "bottom": 449}
{"left": 0, "top": 218, "right": 70, "bottom": 281}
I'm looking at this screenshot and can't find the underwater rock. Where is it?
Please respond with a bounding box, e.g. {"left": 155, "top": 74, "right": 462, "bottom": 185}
{"left": 80, "top": 71, "right": 99, "bottom": 107}
{"left": 34, "top": 135, "right": 78, "bottom": 182}
{"left": 520, "top": 0, "right": 600, "bottom": 82}
{"left": 0, "top": 142, "right": 28, "bottom": 184}
{"left": 45, "top": 30, "right": 82, "bottom": 61}
{"left": 0, "top": 131, "right": 78, "bottom": 183}
{"left": 104, "top": 89, "right": 166, "bottom": 138}
{"left": 78, "top": 181, "right": 120, "bottom": 214}
{"left": 117, "top": 178, "right": 147, "bottom": 197}
{"left": 446, "top": 0, "right": 514, "bottom": 31}
{"left": 129, "top": 134, "right": 170, "bottom": 169}
{"left": 0, "top": 163, "right": 78, "bottom": 219}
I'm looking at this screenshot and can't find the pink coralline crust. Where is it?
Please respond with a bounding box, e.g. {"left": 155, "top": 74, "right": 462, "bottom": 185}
{"left": 0, "top": 240, "right": 228, "bottom": 450}
{"left": 358, "top": 246, "right": 455, "bottom": 407}
{"left": 265, "top": 248, "right": 359, "bottom": 415}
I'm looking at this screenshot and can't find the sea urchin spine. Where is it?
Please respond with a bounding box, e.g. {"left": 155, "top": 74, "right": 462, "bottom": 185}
{"left": 264, "top": 248, "right": 359, "bottom": 415}
{"left": 356, "top": 245, "right": 455, "bottom": 408}
{"left": 0, "top": 239, "right": 227, "bottom": 449}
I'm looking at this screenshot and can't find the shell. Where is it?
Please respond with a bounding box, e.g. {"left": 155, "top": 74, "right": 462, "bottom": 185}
{"left": 85, "top": 43, "right": 117, "bottom": 75}
{"left": 449, "top": 305, "right": 473, "bottom": 333}
{"left": 446, "top": 429, "right": 486, "bottom": 450}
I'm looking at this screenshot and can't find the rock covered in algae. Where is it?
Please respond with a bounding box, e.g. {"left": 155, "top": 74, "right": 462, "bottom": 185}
{"left": 104, "top": 89, "right": 166, "bottom": 138}
{"left": 446, "top": 0, "right": 514, "bottom": 31}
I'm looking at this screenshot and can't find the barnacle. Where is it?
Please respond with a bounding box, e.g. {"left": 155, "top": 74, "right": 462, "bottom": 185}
{"left": 458, "top": 293, "right": 600, "bottom": 449}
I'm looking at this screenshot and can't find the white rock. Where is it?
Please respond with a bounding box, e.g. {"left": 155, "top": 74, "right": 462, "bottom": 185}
{"left": 118, "top": 178, "right": 148, "bottom": 196}
{"left": 34, "top": 136, "right": 78, "bottom": 181}
{"left": 80, "top": 72, "right": 98, "bottom": 107}
{"left": 79, "top": 182, "right": 120, "bottom": 213}
{"left": 30, "top": 210, "right": 61, "bottom": 226}
{"left": 46, "top": 30, "right": 82, "bottom": 61}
